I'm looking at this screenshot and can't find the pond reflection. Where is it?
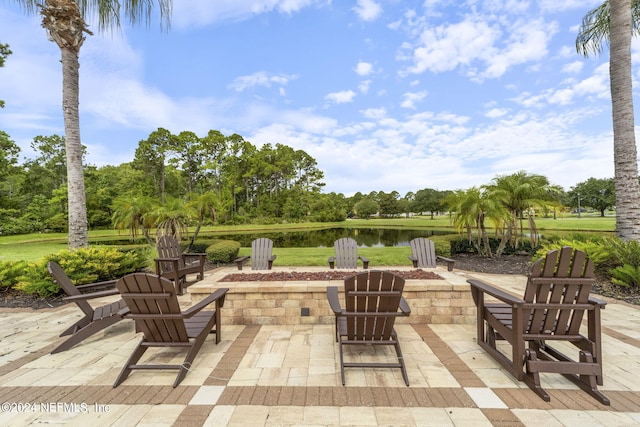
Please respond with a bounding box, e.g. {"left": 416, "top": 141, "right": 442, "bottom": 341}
{"left": 209, "top": 228, "right": 453, "bottom": 248}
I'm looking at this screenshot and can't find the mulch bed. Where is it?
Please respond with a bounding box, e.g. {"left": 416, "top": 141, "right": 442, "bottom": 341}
{"left": 219, "top": 269, "right": 444, "bottom": 282}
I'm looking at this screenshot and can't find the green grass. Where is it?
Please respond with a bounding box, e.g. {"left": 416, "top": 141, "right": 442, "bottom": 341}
{"left": 0, "top": 215, "right": 616, "bottom": 263}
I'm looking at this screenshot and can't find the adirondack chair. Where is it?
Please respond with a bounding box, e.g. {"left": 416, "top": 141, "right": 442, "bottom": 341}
{"left": 328, "top": 237, "right": 369, "bottom": 269}
{"left": 113, "top": 273, "right": 228, "bottom": 388}
{"left": 154, "top": 234, "right": 206, "bottom": 295}
{"left": 327, "top": 270, "right": 411, "bottom": 385}
{"left": 407, "top": 237, "right": 455, "bottom": 271}
{"left": 234, "top": 237, "right": 277, "bottom": 270}
{"left": 468, "top": 247, "right": 609, "bottom": 404}
{"left": 47, "top": 262, "right": 129, "bottom": 354}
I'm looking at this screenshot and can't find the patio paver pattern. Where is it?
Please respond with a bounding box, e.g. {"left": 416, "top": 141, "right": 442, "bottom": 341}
{"left": 0, "top": 267, "right": 639, "bottom": 426}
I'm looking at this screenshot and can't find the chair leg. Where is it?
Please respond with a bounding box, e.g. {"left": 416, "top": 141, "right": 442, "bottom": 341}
{"left": 570, "top": 351, "right": 610, "bottom": 405}
{"left": 523, "top": 349, "right": 551, "bottom": 402}
{"left": 393, "top": 335, "right": 410, "bottom": 386}
{"left": 338, "top": 337, "right": 346, "bottom": 386}
{"left": 113, "top": 340, "right": 148, "bottom": 387}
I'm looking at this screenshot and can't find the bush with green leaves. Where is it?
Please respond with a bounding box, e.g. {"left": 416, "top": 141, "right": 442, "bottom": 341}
{"left": 450, "top": 237, "right": 538, "bottom": 256}
{"left": 14, "top": 246, "right": 149, "bottom": 297}
{"left": 533, "top": 237, "right": 616, "bottom": 274}
{"left": 0, "top": 260, "right": 28, "bottom": 290}
{"left": 206, "top": 240, "right": 241, "bottom": 264}
{"left": 15, "top": 261, "right": 61, "bottom": 297}
{"left": 606, "top": 238, "right": 640, "bottom": 288}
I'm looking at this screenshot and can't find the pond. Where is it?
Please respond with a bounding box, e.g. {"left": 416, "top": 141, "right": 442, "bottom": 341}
{"left": 209, "top": 228, "right": 455, "bottom": 248}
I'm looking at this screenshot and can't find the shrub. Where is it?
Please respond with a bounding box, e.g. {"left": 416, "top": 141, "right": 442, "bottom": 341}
{"left": 449, "top": 237, "right": 539, "bottom": 256}
{"left": 606, "top": 238, "right": 640, "bottom": 288}
{"left": 14, "top": 246, "right": 149, "bottom": 297}
{"left": 15, "top": 261, "right": 60, "bottom": 297}
{"left": 0, "top": 260, "right": 28, "bottom": 290}
{"left": 533, "top": 238, "right": 616, "bottom": 274}
{"left": 206, "top": 240, "right": 241, "bottom": 264}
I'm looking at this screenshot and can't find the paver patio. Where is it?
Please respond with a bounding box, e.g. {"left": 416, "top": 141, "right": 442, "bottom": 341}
{"left": 0, "top": 266, "right": 639, "bottom": 426}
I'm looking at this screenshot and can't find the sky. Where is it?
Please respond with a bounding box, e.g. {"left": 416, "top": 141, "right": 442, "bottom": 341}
{"left": 0, "top": 0, "right": 629, "bottom": 196}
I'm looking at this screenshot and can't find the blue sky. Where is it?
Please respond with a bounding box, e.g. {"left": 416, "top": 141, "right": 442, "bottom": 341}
{"left": 0, "top": 0, "right": 625, "bottom": 196}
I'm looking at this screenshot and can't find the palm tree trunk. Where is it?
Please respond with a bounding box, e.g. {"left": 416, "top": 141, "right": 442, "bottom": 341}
{"left": 610, "top": 0, "right": 640, "bottom": 240}
{"left": 61, "top": 46, "right": 88, "bottom": 248}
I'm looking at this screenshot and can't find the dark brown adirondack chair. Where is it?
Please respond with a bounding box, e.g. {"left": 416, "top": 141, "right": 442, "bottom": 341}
{"left": 155, "top": 234, "right": 206, "bottom": 295}
{"left": 328, "top": 237, "right": 369, "bottom": 269}
{"left": 327, "top": 270, "right": 411, "bottom": 385}
{"left": 468, "top": 247, "right": 609, "bottom": 404}
{"left": 113, "top": 273, "right": 228, "bottom": 388}
{"left": 47, "top": 261, "right": 129, "bottom": 354}
{"left": 407, "top": 237, "right": 455, "bottom": 271}
{"left": 234, "top": 237, "right": 277, "bottom": 270}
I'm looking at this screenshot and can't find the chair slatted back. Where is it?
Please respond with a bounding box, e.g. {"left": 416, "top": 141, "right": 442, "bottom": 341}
{"left": 48, "top": 261, "right": 94, "bottom": 318}
{"left": 409, "top": 238, "right": 437, "bottom": 268}
{"left": 334, "top": 238, "right": 359, "bottom": 269}
{"left": 251, "top": 238, "right": 274, "bottom": 270}
{"left": 523, "top": 247, "right": 595, "bottom": 337}
{"left": 116, "top": 273, "right": 189, "bottom": 343}
{"left": 157, "top": 235, "right": 185, "bottom": 273}
{"left": 343, "top": 271, "right": 405, "bottom": 341}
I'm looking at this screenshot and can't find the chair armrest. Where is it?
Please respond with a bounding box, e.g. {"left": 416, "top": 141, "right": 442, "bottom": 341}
{"left": 467, "top": 278, "right": 523, "bottom": 306}
{"left": 75, "top": 279, "right": 117, "bottom": 291}
{"left": 399, "top": 296, "right": 411, "bottom": 316}
{"left": 183, "top": 252, "right": 206, "bottom": 259}
{"left": 328, "top": 256, "right": 336, "bottom": 269}
{"left": 183, "top": 287, "right": 229, "bottom": 318}
{"left": 154, "top": 257, "right": 180, "bottom": 275}
{"left": 267, "top": 255, "right": 277, "bottom": 269}
{"left": 234, "top": 256, "right": 250, "bottom": 270}
{"left": 326, "top": 286, "right": 342, "bottom": 314}
{"left": 437, "top": 255, "right": 455, "bottom": 271}
{"left": 63, "top": 288, "right": 120, "bottom": 302}
{"left": 359, "top": 256, "right": 370, "bottom": 269}
{"left": 407, "top": 255, "right": 418, "bottom": 268}
{"left": 589, "top": 295, "right": 607, "bottom": 308}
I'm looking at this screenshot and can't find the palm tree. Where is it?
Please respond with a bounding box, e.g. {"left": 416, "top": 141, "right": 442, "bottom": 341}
{"left": 577, "top": 0, "right": 640, "bottom": 240}
{"left": 186, "top": 192, "right": 220, "bottom": 249}
{"left": 485, "top": 171, "right": 551, "bottom": 252}
{"left": 13, "top": 0, "right": 172, "bottom": 248}
{"left": 445, "top": 188, "right": 508, "bottom": 257}
{"left": 153, "top": 197, "right": 190, "bottom": 242}
{"left": 111, "top": 196, "right": 156, "bottom": 244}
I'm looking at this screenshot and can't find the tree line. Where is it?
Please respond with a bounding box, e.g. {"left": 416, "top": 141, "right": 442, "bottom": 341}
{"left": 0, "top": 128, "right": 616, "bottom": 240}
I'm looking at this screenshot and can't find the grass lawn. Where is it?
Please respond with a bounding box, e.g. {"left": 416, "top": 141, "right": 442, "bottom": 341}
{"left": 0, "top": 215, "right": 615, "bottom": 263}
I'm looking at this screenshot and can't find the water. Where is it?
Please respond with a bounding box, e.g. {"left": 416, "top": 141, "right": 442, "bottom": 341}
{"left": 208, "top": 228, "right": 454, "bottom": 248}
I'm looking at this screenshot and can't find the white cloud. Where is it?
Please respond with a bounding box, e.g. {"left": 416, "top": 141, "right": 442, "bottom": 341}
{"left": 485, "top": 108, "right": 508, "bottom": 119}
{"left": 228, "top": 71, "right": 297, "bottom": 91}
{"left": 325, "top": 90, "right": 356, "bottom": 104}
{"left": 538, "top": 0, "right": 602, "bottom": 13}
{"left": 353, "top": 0, "right": 383, "bottom": 22}
{"left": 402, "top": 18, "right": 501, "bottom": 75}
{"left": 400, "top": 91, "right": 427, "bottom": 109}
{"left": 354, "top": 61, "right": 373, "bottom": 76}
{"left": 361, "top": 107, "right": 387, "bottom": 119}
{"left": 358, "top": 79, "right": 372, "bottom": 94}
{"left": 172, "top": 0, "right": 326, "bottom": 28}
{"left": 562, "top": 61, "right": 584, "bottom": 74}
